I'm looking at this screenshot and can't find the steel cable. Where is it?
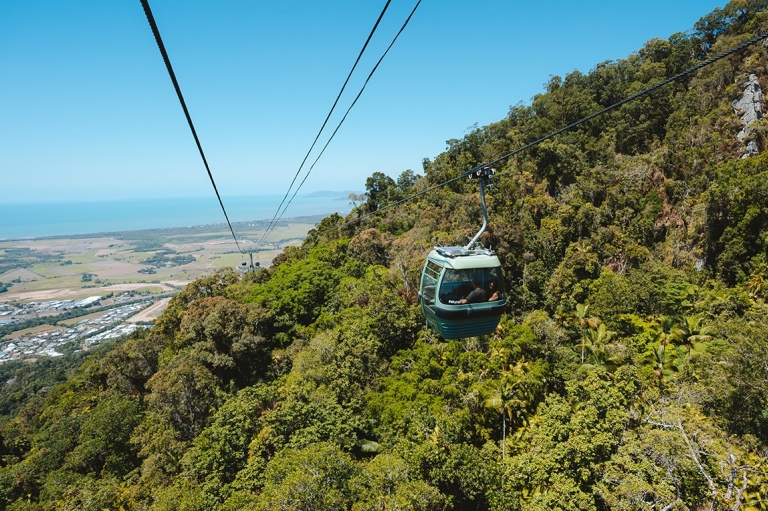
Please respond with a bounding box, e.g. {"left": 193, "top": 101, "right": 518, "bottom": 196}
{"left": 258, "top": 0, "right": 394, "bottom": 247}
{"left": 268, "top": 0, "right": 423, "bottom": 233}
{"left": 316, "top": 31, "right": 768, "bottom": 237}
{"left": 140, "top": 0, "right": 243, "bottom": 253}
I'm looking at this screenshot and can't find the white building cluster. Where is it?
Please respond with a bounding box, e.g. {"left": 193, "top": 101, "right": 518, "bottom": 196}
{"left": 0, "top": 301, "right": 152, "bottom": 363}
{"left": 0, "top": 296, "right": 103, "bottom": 323}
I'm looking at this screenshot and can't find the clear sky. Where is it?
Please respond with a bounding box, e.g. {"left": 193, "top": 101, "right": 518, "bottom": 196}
{"left": 1, "top": 0, "right": 725, "bottom": 204}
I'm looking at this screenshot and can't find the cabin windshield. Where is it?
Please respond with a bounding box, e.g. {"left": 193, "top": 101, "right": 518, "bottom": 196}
{"left": 438, "top": 267, "right": 504, "bottom": 304}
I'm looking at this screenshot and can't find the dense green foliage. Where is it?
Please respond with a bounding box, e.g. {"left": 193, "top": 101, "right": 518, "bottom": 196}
{"left": 3, "top": 3, "right": 768, "bottom": 509}
{"left": 0, "top": 352, "right": 93, "bottom": 424}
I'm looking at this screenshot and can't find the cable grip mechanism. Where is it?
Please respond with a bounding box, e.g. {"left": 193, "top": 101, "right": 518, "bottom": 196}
{"left": 465, "top": 166, "right": 495, "bottom": 250}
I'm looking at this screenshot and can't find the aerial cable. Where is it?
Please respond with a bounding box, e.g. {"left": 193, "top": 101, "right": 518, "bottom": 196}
{"left": 261, "top": 0, "right": 423, "bottom": 243}
{"left": 139, "top": 0, "right": 243, "bottom": 253}
{"left": 480, "top": 30, "right": 768, "bottom": 172}
{"left": 271, "top": 0, "right": 422, "bottom": 224}
{"left": 316, "top": 30, "right": 768, "bottom": 237}
{"left": 257, "top": 0, "right": 394, "bottom": 247}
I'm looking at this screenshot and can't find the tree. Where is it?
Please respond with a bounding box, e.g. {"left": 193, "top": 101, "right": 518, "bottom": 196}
{"left": 579, "top": 323, "right": 619, "bottom": 374}
{"left": 500, "top": 371, "right": 630, "bottom": 510}
{"left": 154, "top": 268, "right": 240, "bottom": 339}
{"left": 396, "top": 169, "right": 420, "bottom": 190}
{"left": 64, "top": 393, "right": 141, "bottom": 476}
{"left": 571, "top": 303, "right": 600, "bottom": 330}
{"left": 347, "top": 228, "right": 394, "bottom": 266}
{"left": 721, "top": 309, "right": 768, "bottom": 444}
{"left": 175, "top": 296, "right": 270, "bottom": 387}
{"left": 365, "top": 172, "right": 397, "bottom": 212}
{"left": 483, "top": 360, "right": 542, "bottom": 458}
{"left": 246, "top": 241, "right": 351, "bottom": 337}
{"left": 350, "top": 453, "right": 446, "bottom": 511}
{"left": 676, "top": 315, "right": 713, "bottom": 362}
{"left": 100, "top": 330, "right": 165, "bottom": 395}
{"left": 628, "top": 400, "right": 768, "bottom": 510}
{"left": 143, "top": 354, "right": 222, "bottom": 441}
{"left": 253, "top": 442, "right": 357, "bottom": 511}
{"left": 571, "top": 303, "right": 601, "bottom": 363}
{"left": 645, "top": 343, "right": 678, "bottom": 391}
{"left": 388, "top": 235, "right": 430, "bottom": 303}
{"left": 654, "top": 315, "right": 682, "bottom": 346}
{"left": 175, "top": 384, "right": 277, "bottom": 508}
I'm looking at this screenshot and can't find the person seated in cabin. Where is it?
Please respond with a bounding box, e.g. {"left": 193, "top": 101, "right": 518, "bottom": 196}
{"left": 459, "top": 276, "right": 487, "bottom": 304}
{"left": 487, "top": 279, "right": 500, "bottom": 301}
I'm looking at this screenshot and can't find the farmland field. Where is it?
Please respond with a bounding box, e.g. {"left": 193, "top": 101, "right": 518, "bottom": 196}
{"left": 0, "top": 216, "right": 325, "bottom": 304}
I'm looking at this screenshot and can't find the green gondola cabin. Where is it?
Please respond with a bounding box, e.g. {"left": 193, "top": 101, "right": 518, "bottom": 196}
{"left": 419, "top": 246, "right": 507, "bottom": 339}
{"left": 418, "top": 165, "right": 506, "bottom": 338}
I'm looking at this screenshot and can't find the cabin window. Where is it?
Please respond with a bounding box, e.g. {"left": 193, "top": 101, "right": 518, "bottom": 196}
{"left": 421, "top": 261, "right": 441, "bottom": 307}
{"left": 438, "top": 267, "right": 504, "bottom": 304}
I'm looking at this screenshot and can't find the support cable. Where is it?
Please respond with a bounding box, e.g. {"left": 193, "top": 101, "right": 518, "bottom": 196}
{"left": 316, "top": 31, "right": 768, "bottom": 237}
{"left": 140, "top": 0, "right": 243, "bottom": 253}
{"left": 258, "top": 0, "right": 394, "bottom": 247}
{"left": 481, "top": 31, "right": 768, "bottom": 172}
{"left": 267, "top": 0, "right": 423, "bottom": 234}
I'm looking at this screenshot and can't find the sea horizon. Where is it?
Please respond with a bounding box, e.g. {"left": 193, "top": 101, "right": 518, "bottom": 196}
{"left": 0, "top": 193, "right": 356, "bottom": 240}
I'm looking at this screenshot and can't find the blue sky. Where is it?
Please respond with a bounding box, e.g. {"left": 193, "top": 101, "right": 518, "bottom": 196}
{"left": 1, "top": 0, "right": 725, "bottom": 204}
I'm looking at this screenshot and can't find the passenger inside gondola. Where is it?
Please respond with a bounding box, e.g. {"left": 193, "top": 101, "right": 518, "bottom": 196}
{"left": 441, "top": 271, "right": 488, "bottom": 305}
{"left": 487, "top": 279, "right": 500, "bottom": 301}
{"left": 439, "top": 268, "right": 504, "bottom": 305}
{"left": 460, "top": 276, "right": 487, "bottom": 304}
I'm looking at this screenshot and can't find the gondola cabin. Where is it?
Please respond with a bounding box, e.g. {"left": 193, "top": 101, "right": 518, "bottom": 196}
{"left": 419, "top": 246, "right": 507, "bottom": 339}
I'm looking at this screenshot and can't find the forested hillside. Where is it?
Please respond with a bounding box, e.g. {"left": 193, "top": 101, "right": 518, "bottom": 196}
{"left": 3, "top": 2, "right": 768, "bottom": 509}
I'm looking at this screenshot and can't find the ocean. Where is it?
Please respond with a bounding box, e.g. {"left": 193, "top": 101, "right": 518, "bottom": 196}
{"left": 0, "top": 194, "right": 355, "bottom": 239}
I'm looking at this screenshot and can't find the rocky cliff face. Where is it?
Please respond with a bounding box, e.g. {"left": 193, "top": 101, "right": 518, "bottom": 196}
{"left": 733, "top": 73, "right": 764, "bottom": 157}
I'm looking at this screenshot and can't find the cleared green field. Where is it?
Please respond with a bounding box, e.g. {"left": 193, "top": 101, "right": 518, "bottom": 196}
{"left": 204, "top": 253, "right": 246, "bottom": 267}
{"left": 27, "top": 264, "right": 79, "bottom": 279}
{"left": 64, "top": 254, "right": 103, "bottom": 264}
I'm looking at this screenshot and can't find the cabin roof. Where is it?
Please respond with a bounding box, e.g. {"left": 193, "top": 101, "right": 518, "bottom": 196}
{"left": 427, "top": 248, "right": 501, "bottom": 269}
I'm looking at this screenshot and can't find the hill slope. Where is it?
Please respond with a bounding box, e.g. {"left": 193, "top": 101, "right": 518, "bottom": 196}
{"left": 2, "top": 2, "right": 768, "bottom": 510}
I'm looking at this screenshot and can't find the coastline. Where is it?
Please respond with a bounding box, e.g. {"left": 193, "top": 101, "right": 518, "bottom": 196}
{"left": 0, "top": 194, "right": 354, "bottom": 240}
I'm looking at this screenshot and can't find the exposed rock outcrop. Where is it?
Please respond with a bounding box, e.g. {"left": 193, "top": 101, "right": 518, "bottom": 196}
{"left": 733, "top": 73, "right": 764, "bottom": 158}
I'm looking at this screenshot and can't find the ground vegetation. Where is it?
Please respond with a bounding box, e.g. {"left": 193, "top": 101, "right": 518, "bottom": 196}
{"left": 2, "top": 3, "right": 768, "bottom": 509}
